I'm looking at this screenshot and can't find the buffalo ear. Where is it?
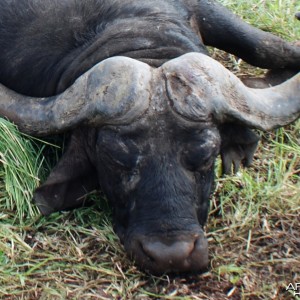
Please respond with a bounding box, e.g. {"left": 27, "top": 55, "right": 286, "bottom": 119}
{"left": 219, "top": 124, "right": 260, "bottom": 175}
{"left": 34, "top": 129, "right": 99, "bottom": 215}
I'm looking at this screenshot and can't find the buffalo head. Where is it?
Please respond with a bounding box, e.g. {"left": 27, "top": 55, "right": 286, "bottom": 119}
{"left": 0, "top": 53, "right": 299, "bottom": 273}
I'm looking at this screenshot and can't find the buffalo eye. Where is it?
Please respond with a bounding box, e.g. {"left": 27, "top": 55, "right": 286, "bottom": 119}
{"left": 182, "top": 129, "right": 220, "bottom": 172}
{"left": 106, "top": 143, "right": 138, "bottom": 169}
{"left": 97, "top": 131, "right": 140, "bottom": 171}
{"left": 182, "top": 146, "right": 214, "bottom": 171}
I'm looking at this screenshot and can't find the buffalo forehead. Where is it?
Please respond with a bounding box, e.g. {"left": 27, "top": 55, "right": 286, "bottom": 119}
{"left": 99, "top": 111, "right": 218, "bottom": 149}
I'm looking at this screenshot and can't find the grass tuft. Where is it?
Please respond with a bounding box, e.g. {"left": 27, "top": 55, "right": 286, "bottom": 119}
{"left": 0, "top": 119, "right": 49, "bottom": 222}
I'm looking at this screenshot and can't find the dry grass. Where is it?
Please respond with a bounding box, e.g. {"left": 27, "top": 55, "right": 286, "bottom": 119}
{"left": 0, "top": 0, "right": 300, "bottom": 299}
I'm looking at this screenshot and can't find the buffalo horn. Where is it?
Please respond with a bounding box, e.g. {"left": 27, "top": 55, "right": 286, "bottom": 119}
{"left": 164, "top": 53, "right": 300, "bottom": 131}
{"left": 0, "top": 57, "right": 151, "bottom": 136}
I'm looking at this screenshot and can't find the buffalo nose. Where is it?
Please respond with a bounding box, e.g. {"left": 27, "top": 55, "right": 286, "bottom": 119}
{"left": 131, "top": 233, "right": 208, "bottom": 273}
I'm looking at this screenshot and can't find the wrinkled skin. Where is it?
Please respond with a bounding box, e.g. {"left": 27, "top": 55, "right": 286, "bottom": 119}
{"left": 0, "top": 0, "right": 299, "bottom": 273}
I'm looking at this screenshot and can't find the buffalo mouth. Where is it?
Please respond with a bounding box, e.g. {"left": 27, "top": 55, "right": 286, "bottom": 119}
{"left": 123, "top": 228, "right": 209, "bottom": 274}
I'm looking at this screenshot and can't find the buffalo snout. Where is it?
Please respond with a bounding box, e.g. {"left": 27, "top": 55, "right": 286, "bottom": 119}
{"left": 125, "top": 230, "right": 208, "bottom": 273}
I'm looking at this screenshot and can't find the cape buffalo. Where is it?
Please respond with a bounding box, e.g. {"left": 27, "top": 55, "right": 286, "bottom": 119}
{"left": 0, "top": 0, "right": 299, "bottom": 273}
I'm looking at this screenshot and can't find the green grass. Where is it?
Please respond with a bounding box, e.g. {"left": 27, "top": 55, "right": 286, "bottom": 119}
{"left": 221, "top": 0, "right": 300, "bottom": 40}
{"left": 0, "top": 119, "right": 47, "bottom": 222}
{"left": 0, "top": 0, "right": 300, "bottom": 299}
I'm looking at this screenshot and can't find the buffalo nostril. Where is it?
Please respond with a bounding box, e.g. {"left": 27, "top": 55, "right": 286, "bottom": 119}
{"left": 137, "top": 234, "right": 208, "bottom": 273}
{"left": 142, "top": 240, "right": 193, "bottom": 264}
